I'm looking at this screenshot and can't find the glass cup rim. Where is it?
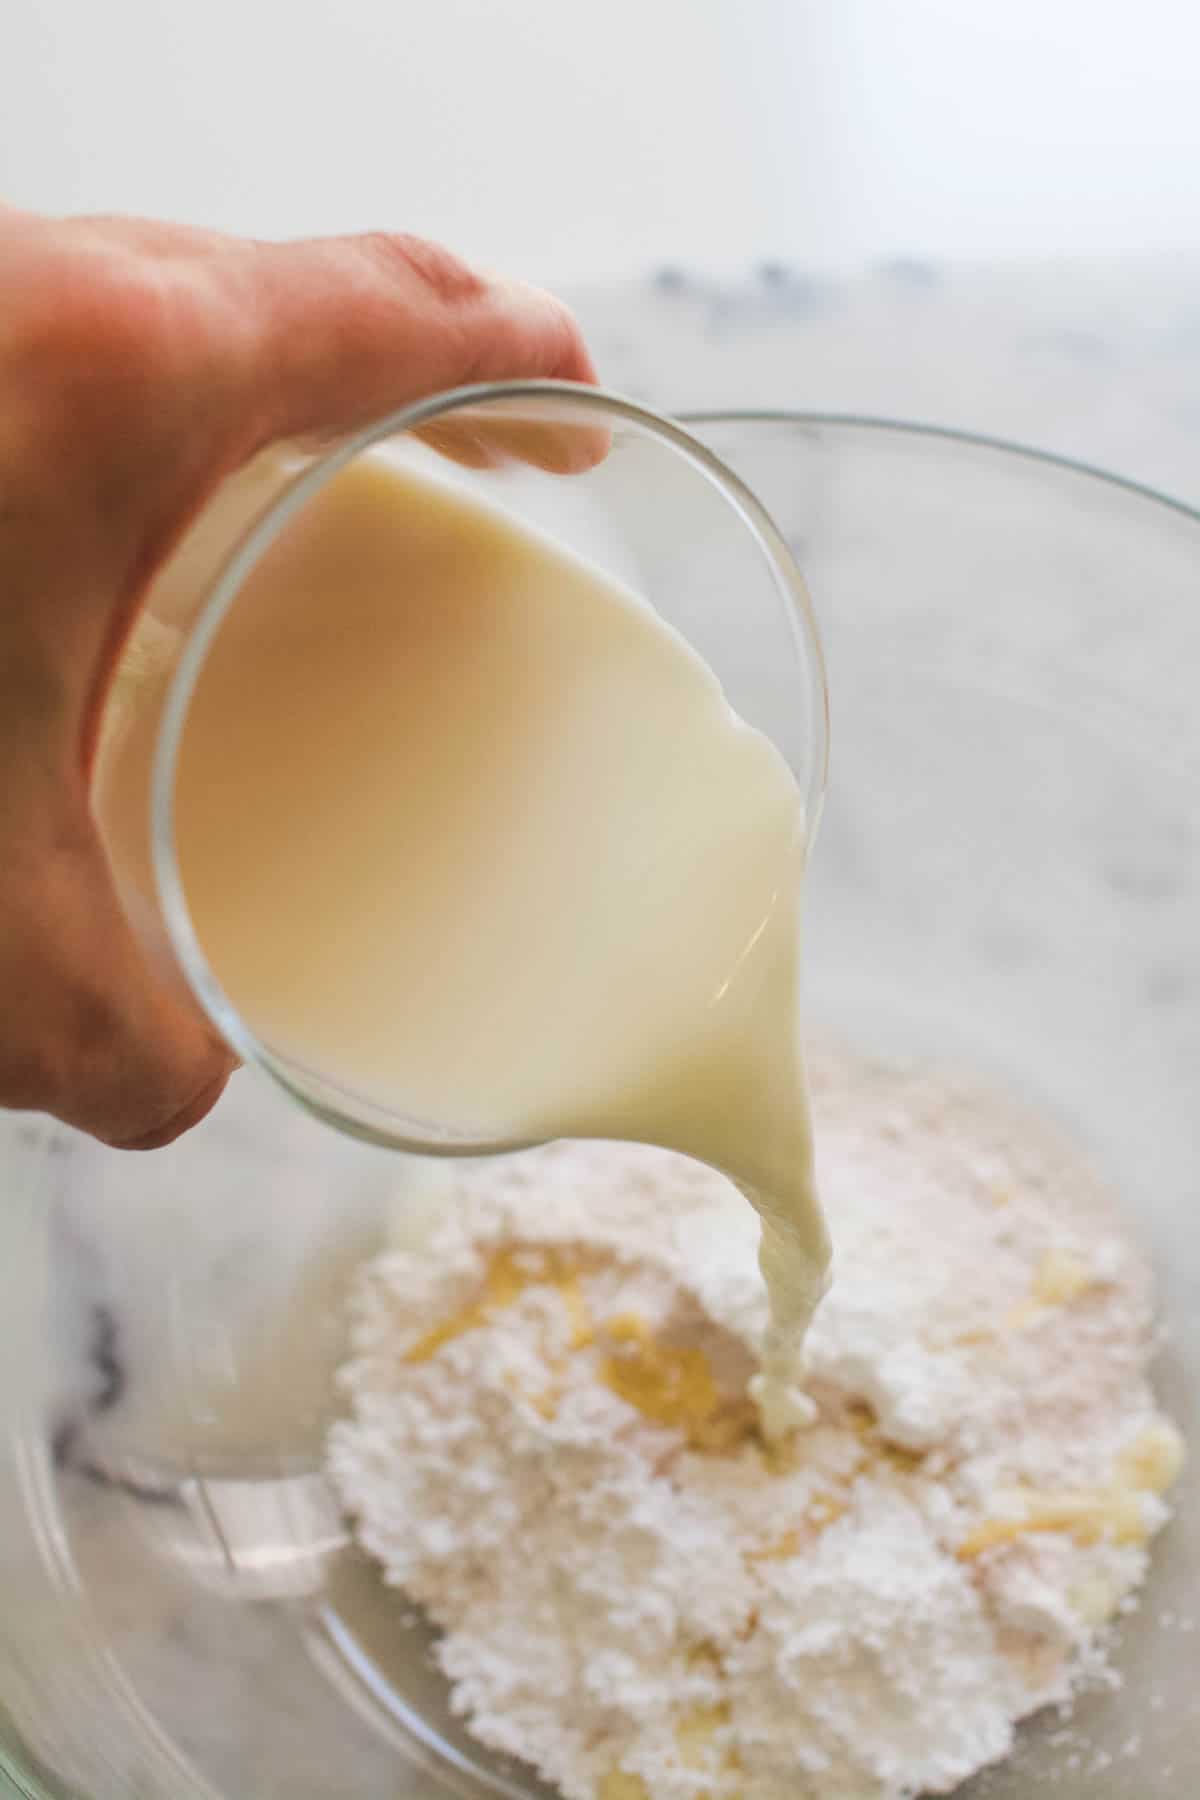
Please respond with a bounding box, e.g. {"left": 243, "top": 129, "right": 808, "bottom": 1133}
{"left": 149, "top": 379, "right": 830, "bottom": 1153}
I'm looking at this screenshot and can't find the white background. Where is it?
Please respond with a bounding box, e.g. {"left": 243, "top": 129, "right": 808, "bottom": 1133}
{"left": 3, "top": 1, "right": 1200, "bottom": 285}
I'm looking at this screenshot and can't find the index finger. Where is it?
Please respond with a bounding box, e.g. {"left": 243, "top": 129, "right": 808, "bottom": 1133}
{"left": 220, "top": 233, "right": 608, "bottom": 471}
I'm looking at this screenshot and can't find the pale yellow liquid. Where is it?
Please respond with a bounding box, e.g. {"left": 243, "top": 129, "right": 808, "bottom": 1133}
{"left": 105, "top": 452, "right": 829, "bottom": 1434}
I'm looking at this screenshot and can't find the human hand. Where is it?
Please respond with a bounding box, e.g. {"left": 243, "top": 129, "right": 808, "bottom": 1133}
{"left": 0, "top": 205, "right": 596, "bottom": 1149}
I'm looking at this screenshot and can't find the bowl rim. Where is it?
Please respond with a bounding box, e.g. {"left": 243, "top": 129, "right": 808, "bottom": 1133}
{"left": 679, "top": 408, "right": 1200, "bottom": 527}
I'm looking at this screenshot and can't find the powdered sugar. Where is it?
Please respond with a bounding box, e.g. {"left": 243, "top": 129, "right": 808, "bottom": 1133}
{"left": 328, "top": 1050, "right": 1183, "bottom": 1799}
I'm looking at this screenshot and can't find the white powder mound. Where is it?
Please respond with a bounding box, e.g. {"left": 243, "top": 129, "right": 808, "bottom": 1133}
{"left": 328, "top": 1051, "right": 1184, "bottom": 1800}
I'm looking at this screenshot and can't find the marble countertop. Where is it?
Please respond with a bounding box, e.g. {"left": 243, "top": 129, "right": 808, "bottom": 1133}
{"left": 570, "top": 255, "right": 1200, "bottom": 507}
{"left": 5, "top": 255, "right": 1200, "bottom": 1800}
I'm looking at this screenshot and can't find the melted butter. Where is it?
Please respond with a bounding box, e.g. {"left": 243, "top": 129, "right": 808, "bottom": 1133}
{"left": 1118, "top": 1420, "right": 1186, "bottom": 1494}
{"left": 600, "top": 1706, "right": 741, "bottom": 1800}
{"left": 807, "top": 1489, "right": 850, "bottom": 1528}
{"left": 743, "top": 1495, "right": 848, "bottom": 1566}
{"left": 598, "top": 1775, "right": 650, "bottom": 1800}
{"left": 956, "top": 1415, "right": 1184, "bottom": 1561}
{"left": 745, "top": 1529, "right": 806, "bottom": 1562}
{"left": 1069, "top": 1573, "right": 1123, "bottom": 1626}
{"left": 1032, "top": 1248, "right": 1095, "bottom": 1304}
{"left": 559, "top": 1270, "right": 596, "bottom": 1352}
{"left": 402, "top": 1249, "right": 766, "bottom": 1450}
{"left": 956, "top": 1487, "right": 1150, "bottom": 1559}
{"left": 677, "top": 1701, "right": 744, "bottom": 1800}
{"left": 956, "top": 1492, "right": 1148, "bottom": 1557}
{"left": 116, "top": 451, "right": 829, "bottom": 1433}
{"left": 842, "top": 1400, "right": 925, "bottom": 1474}
{"left": 598, "top": 1314, "right": 758, "bottom": 1452}
{"left": 1003, "top": 1248, "right": 1098, "bottom": 1332}
{"left": 526, "top": 1381, "right": 562, "bottom": 1421}
{"left": 676, "top": 1700, "right": 733, "bottom": 1770}
{"left": 952, "top": 1248, "right": 1102, "bottom": 1345}
{"left": 405, "top": 1246, "right": 582, "bottom": 1364}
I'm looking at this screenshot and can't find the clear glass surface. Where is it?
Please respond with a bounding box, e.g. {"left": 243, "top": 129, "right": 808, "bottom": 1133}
{"left": 2, "top": 416, "right": 1198, "bottom": 1800}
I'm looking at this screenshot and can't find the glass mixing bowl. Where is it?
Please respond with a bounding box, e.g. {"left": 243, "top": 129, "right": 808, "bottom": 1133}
{"left": 2, "top": 416, "right": 1198, "bottom": 1800}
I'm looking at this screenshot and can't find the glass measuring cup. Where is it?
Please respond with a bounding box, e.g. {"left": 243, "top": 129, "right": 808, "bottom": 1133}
{"left": 92, "top": 379, "right": 829, "bottom": 1157}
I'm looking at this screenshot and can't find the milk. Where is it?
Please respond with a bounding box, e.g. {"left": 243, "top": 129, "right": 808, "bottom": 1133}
{"left": 100, "top": 451, "right": 829, "bottom": 1432}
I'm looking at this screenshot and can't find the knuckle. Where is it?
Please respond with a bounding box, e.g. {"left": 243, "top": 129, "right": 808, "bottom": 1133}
{"left": 539, "top": 291, "right": 590, "bottom": 376}
{"left": 475, "top": 278, "right": 592, "bottom": 384}
{"left": 356, "top": 231, "right": 487, "bottom": 306}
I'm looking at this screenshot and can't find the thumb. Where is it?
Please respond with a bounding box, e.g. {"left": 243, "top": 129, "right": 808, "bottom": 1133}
{"left": 1, "top": 799, "right": 234, "bottom": 1150}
